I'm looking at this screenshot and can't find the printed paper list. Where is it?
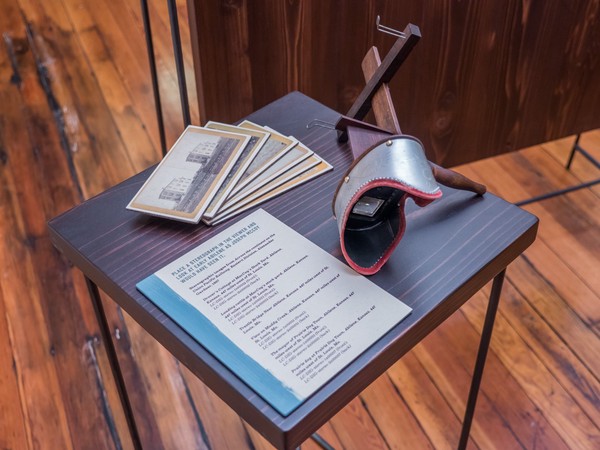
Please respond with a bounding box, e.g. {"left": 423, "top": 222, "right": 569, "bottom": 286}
{"left": 156, "top": 210, "right": 411, "bottom": 399}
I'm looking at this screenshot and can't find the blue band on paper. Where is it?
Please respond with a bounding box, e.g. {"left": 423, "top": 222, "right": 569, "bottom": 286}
{"left": 137, "top": 274, "right": 301, "bottom": 416}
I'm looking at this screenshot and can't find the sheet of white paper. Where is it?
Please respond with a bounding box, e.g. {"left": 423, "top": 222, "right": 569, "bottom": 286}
{"left": 141, "top": 209, "right": 411, "bottom": 405}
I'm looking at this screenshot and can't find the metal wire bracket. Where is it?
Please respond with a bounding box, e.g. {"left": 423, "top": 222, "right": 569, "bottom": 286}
{"left": 376, "top": 15, "right": 406, "bottom": 39}
{"left": 306, "top": 119, "right": 336, "bottom": 130}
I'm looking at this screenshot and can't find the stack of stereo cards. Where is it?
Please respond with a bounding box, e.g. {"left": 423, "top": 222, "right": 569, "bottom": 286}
{"left": 126, "top": 121, "right": 332, "bottom": 225}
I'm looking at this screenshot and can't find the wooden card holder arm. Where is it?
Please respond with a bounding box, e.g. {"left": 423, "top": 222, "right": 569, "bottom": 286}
{"left": 337, "top": 22, "right": 486, "bottom": 196}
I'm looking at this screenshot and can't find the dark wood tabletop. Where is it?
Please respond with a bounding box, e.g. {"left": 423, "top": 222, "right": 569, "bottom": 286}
{"left": 48, "top": 92, "right": 538, "bottom": 449}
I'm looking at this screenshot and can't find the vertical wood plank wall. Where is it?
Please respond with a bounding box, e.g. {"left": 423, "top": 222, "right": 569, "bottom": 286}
{"left": 188, "top": 0, "right": 600, "bottom": 166}
{"left": 0, "top": 0, "right": 599, "bottom": 448}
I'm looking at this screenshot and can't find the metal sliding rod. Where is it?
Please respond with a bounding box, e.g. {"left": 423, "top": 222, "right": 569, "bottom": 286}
{"left": 337, "top": 20, "right": 421, "bottom": 143}
{"left": 345, "top": 23, "right": 420, "bottom": 122}
{"left": 166, "top": 0, "right": 191, "bottom": 127}
{"left": 140, "top": 0, "right": 167, "bottom": 156}
{"left": 458, "top": 270, "right": 506, "bottom": 450}
{"left": 376, "top": 15, "right": 407, "bottom": 39}
{"left": 85, "top": 277, "right": 143, "bottom": 450}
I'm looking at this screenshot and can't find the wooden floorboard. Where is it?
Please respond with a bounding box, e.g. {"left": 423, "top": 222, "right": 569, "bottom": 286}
{"left": 0, "top": 0, "right": 598, "bottom": 448}
{"left": 0, "top": 6, "right": 132, "bottom": 447}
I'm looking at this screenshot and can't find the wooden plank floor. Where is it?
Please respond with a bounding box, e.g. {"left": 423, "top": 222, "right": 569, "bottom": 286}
{"left": 1, "top": 0, "right": 598, "bottom": 449}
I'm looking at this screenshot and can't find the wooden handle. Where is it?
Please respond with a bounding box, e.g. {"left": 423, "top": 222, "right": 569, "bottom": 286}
{"left": 428, "top": 162, "right": 487, "bottom": 195}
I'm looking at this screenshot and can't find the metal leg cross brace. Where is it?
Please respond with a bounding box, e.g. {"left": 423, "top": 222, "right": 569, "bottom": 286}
{"left": 516, "top": 134, "right": 600, "bottom": 206}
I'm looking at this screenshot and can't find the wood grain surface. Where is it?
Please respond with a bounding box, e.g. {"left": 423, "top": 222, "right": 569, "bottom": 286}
{"left": 48, "top": 92, "right": 538, "bottom": 449}
{"left": 188, "top": 0, "right": 600, "bottom": 167}
{"left": 1, "top": 0, "right": 599, "bottom": 448}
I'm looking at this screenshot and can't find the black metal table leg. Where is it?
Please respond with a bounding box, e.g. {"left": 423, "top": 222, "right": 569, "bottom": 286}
{"left": 166, "top": 0, "right": 191, "bottom": 127}
{"left": 457, "top": 269, "right": 506, "bottom": 450}
{"left": 140, "top": 0, "right": 167, "bottom": 156}
{"left": 311, "top": 432, "right": 336, "bottom": 450}
{"left": 85, "top": 277, "right": 143, "bottom": 450}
